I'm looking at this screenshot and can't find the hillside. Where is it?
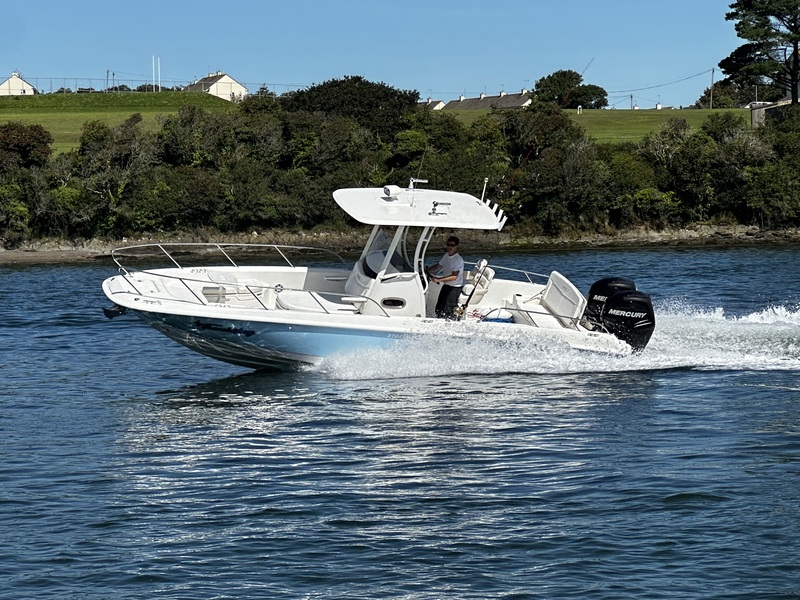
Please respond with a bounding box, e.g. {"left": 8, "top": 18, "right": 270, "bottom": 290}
{"left": 567, "top": 107, "right": 750, "bottom": 143}
{"left": 0, "top": 92, "right": 752, "bottom": 153}
{"left": 448, "top": 107, "right": 751, "bottom": 144}
{"left": 0, "top": 91, "right": 236, "bottom": 153}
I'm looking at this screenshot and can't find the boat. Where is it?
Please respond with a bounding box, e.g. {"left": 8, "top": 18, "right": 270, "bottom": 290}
{"left": 101, "top": 179, "right": 655, "bottom": 370}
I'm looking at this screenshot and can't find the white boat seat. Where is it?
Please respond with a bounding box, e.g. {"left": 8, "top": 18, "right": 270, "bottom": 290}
{"left": 202, "top": 285, "right": 227, "bottom": 303}
{"left": 505, "top": 294, "right": 561, "bottom": 328}
{"left": 458, "top": 260, "right": 495, "bottom": 305}
{"left": 539, "top": 271, "right": 587, "bottom": 329}
{"left": 201, "top": 282, "right": 272, "bottom": 306}
{"left": 275, "top": 290, "right": 363, "bottom": 314}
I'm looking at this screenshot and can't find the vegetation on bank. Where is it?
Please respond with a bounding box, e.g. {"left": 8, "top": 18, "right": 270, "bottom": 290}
{"left": 0, "top": 92, "right": 236, "bottom": 153}
{"left": 0, "top": 92, "right": 749, "bottom": 151}
{"left": 447, "top": 107, "right": 751, "bottom": 144}
{"left": 1, "top": 76, "right": 799, "bottom": 250}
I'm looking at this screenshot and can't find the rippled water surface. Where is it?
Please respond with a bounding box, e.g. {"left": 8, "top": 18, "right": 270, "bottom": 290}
{"left": 2, "top": 246, "right": 800, "bottom": 598}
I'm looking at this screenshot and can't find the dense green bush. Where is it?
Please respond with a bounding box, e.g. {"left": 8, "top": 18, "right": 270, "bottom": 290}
{"left": 2, "top": 78, "right": 800, "bottom": 248}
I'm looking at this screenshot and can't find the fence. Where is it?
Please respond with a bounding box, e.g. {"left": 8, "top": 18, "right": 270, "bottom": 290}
{"left": 18, "top": 77, "right": 303, "bottom": 96}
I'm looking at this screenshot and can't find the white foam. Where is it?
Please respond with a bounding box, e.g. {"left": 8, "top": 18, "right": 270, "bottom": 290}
{"left": 312, "top": 303, "right": 800, "bottom": 380}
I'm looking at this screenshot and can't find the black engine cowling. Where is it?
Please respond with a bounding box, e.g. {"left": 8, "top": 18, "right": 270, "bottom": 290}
{"left": 583, "top": 278, "right": 655, "bottom": 353}
{"left": 585, "top": 277, "right": 636, "bottom": 324}
{"left": 601, "top": 290, "right": 656, "bottom": 352}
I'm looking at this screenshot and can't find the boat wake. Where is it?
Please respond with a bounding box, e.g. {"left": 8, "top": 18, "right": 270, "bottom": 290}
{"left": 313, "top": 301, "right": 800, "bottom": 380}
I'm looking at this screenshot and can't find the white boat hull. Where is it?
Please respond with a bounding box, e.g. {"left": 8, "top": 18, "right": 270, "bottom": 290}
{"left": 134, "top": 309, "right": 403, "bottom": 370}
{"left": 105, "top": 280, "right": 633, "bottom": 371}
{"left": 101, "top": 185, "right": 655, "bottom": 371}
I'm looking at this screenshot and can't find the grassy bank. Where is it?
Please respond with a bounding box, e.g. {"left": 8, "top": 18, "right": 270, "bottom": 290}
{"left": 0, "top": 92, "right": 236, "bottom": 153}
{"left": 450, "top": 107, "right": 750, "bottom": 143}
{"left": 1, "top": 93, "right": 751, "bottom": 153}
{"left": 567, "top": 107, "right": 750, "bottom": 143}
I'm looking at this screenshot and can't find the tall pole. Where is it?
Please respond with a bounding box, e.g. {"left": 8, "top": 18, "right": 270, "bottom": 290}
{"left": 710, "top": 68, "right": 715, "bottom": 109}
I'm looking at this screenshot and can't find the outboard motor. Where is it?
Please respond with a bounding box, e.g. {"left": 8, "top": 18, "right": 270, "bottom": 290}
{"left": 601, "top": 290, "right": 656, "bottom": 353}
{"left": 583, "top": 277, "right": 656, "bottom": 352}
{"left": 584, "top": 277, "right": 636, "bottom": 325}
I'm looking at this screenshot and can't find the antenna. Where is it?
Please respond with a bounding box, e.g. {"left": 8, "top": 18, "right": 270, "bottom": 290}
{"left": 415, "top": 147, "right": 428, "bottom": 182}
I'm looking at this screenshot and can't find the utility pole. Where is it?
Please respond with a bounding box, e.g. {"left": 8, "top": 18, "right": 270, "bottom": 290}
{"left": 710, "top": 68, "right": 715, "bottom": 109}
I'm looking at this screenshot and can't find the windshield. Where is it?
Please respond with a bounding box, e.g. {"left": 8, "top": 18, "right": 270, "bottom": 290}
{"left": 361, "top": 227, "right": 414, "bottom": 279}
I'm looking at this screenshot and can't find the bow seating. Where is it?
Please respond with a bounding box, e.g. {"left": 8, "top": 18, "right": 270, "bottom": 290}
{"left": 275, "top": 290, "right": 363, "bottom": 314}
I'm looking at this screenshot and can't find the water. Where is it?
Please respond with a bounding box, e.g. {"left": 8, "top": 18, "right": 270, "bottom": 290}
{"left": 2, "top": 246, "right": 800, "bottom": 599}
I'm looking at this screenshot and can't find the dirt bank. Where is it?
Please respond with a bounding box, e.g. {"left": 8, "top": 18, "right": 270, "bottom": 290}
{"left": 2, "top": 225, "right": 799, "bottom": 266}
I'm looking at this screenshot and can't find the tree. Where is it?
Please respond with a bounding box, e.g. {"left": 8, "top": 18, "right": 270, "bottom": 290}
{"left": 158, "top": 106, "right": 237, "bottom": 168}
{"left": 281, "top": 75, "right": 419, "bottom": 141}
{"left": 0, "top": 122, "right": 53, "bottom": 172}
{"left": 239, "top": 86, "right": 280, "bottom": 114}
{"left": 534, "top": 70, "right": 608, "bottom": 108}
{"left": 497, "top": 101, "right": 590, "bottom": 230}
{"left": 694, "top": 77, "right": 784, "bottom": 108}
{"left": 534, "top": 70, "right": 582, "bottom": 105}
{"left": 721, "top": 1, "right": 800, "bottom": 104}
{"left": 75, "top": 115, "right": 159, "bottom": 235}
{"left": 639, "top": 118, "right": 713, "bottom": 221}
{"left": 600, "top": 144, "right": 658, "bottom": 226}
{"left": 567, "top": 84, "right": 609, "bottom": 109}
{"left": 759, "top": 102, "right": 800, "bottom": 167}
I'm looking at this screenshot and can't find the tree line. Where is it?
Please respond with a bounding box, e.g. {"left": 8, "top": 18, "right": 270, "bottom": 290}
{"left": 1, "top": 74, "right": 800, "bottom": 248}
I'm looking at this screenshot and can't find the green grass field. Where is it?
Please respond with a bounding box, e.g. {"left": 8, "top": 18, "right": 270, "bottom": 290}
{"left": 0, "top": 92, "right": 751, "bottom": 153}
{"left": 451, "top": 107, "right": 751, "bottom": 144}
{"left": 566, "top": 107, "right": 750, "bottom": 143}
{"left": 0, "top": 92, "right": 236, "bottom": 153}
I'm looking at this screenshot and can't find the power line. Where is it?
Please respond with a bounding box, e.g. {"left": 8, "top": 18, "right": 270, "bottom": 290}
{"left": 607, "top": 69, "right": 713, "bottom": 94}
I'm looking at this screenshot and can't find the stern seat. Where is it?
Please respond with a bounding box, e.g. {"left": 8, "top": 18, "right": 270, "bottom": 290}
{"left": 539, "top": 271, "right": 587, "bottom": 329}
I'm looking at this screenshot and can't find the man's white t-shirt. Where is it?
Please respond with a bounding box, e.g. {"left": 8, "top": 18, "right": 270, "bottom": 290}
{"left": 438, "top": 253, "right": 465, "bottom": 286}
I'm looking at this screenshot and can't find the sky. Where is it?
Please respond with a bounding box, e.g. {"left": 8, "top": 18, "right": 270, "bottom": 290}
{"left": 5, "top": 0, "right": 743, "bottom": 108}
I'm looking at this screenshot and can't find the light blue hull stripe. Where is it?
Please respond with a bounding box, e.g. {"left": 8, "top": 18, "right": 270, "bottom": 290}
{"left": 136, "top": 311, "right": 399, "bottom": 369}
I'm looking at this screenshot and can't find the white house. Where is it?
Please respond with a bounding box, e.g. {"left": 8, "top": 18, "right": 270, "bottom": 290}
{"left": 184, "top": 71, "right": 247, "bottom": 101}
{"left": 419, "top": 98, "right": 446, "bottom": 110}
{"left": 442, "top": 89, "right": 532, "bottom": 111}
{"left": 0, "top": 71, "right": 36, "bottom": 96}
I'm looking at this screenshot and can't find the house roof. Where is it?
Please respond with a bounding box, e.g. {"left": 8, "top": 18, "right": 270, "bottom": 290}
{"left": 442, "top": 91, "right": 531, "bottom": 111}
{"left": 184, "top": 71, "right": 243, "bottom": 93}
{"left": 1, "top": 71, "right": 34, "bottom": 86}
{"left": 418, "top": 98, "right": 445, "bottom": 110}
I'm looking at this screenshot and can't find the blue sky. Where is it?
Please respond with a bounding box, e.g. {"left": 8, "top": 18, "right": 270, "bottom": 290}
{"left": 6, "top": 0, "right": 741, "bottom": 108}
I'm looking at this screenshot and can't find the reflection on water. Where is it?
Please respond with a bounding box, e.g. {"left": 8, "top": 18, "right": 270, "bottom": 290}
{"left": 4, "top": 250, "right": 800, "bottom": 598}
{"left": 114, "top": 368, "right": 665, "bottom": 473}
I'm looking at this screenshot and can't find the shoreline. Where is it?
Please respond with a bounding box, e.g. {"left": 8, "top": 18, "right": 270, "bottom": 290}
{"left": 3, "top": 224, "right": 800, "bottom": 266}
